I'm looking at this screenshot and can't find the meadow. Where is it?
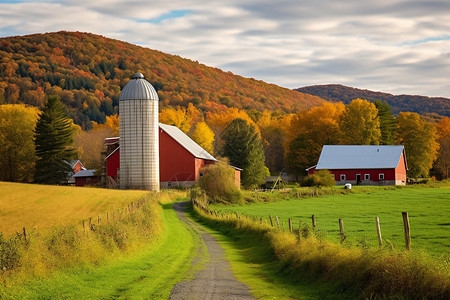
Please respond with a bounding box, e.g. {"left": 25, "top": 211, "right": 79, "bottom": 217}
{"left": 0, "top": 181, "right": 149, "bottom": 236}
{"left": 211, "top": 185, "right": 450, "bottom": 259}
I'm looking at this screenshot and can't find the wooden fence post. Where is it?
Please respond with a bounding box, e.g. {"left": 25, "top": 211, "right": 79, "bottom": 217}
{"left": 402, "top": 212, "right": 411, "bottom": 250}
{"left": 83, "top": 220, "right": 86, "bottom": 233}
{"left": 23, "top": 227, "right": 27, "bottom": 243}
{"left": 339, "top": 218, "right": 345, "bottom": 242}
{"left": 288, "top": 218, "right": 292, "bottom": 232}
{"left": 298, "top": 220, "right": 303, "bottom": 241}
{"left": 275, "top": 216, "right": 280, "bottom": 229}
{"left": 107, "top": 212, "right": 110, "bottom": 223}
{"left": 312, "top": 215, "right": 316, "bottom": 231}
{"left": 375, "top": 217, "right": 382, "bottom": 248}
{"left": 269, "top": 215, "right": 274, "bottom": 227}
{"left": 98, "top": 215, "right": 101, "bottom": 225}
{"left": 89, "top": 217, "right": 92, "bottom": 229}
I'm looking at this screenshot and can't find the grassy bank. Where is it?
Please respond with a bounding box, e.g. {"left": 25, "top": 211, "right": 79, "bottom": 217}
{"left": 3, "top": 202, "right": 203, "bottom": 299}
{"left": 213, "top": 185, "right": 450, "bottom": 259}
{"left": 193, "top": 198, "right": 450, "bottom": 299}
{"left": 0, "top": 182, "right": 191, "bottom": 296}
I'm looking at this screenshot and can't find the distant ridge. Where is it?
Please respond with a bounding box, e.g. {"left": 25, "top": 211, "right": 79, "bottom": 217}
{"left": 0, "top": 31, "right": 324, "bottom": 127}
{"left": 296, "top": 84, "right": 450, "bottom": 117}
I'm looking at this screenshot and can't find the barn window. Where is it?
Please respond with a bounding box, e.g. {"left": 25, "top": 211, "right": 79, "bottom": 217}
{"left": 379, "top": 173, "right": 384, "bottom": 180}
{"left": 168, "top": 181, "right": 172, "bottom": 187}
{"left": 199, "top": 172, "right": 204, "bottom": 177}
{"left": 340, "top": 174, "right": 346, "bottom": 181}
{"left": 86, "top": 177, "right": 91, "bottom": 184}
{"left": 364, "top": 174, "right": 370, "bottom": 180}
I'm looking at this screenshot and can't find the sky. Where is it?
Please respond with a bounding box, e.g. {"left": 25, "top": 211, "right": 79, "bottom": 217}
{"left": 0, "top": 0, "right": 449, "bottom": 97}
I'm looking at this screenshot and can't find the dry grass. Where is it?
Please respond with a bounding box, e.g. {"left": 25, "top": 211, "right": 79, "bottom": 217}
{"left": 0, "top": 181, "right": 149, "bottom": 236}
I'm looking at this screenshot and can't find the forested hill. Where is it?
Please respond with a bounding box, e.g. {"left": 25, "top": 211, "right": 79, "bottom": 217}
{"left": 0, "top": 31, "right": 324, "bottom": 128}
{"left": 296, "top": 84, "right": 450, "bottom": 117}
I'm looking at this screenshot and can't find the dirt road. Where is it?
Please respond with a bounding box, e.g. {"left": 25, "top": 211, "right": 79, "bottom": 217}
{"left": 169, "top": 202, "right": 255, "bottom": 300}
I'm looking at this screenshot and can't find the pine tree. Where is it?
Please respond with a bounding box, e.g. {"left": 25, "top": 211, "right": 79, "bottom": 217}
{"left": 222, "top": 118, "right": 269, "bottom": 188}
{"left": 375, "top": 100, "right": 396, "bottom": 145}
{"left": 34, "top": 96, "right": 76, "bottom": 184}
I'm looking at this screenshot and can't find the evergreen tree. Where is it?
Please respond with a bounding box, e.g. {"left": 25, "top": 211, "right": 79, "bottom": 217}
{"left": 375, "top": 100, "right": 396, "bottom": 145}
{"left": 34, "top": 95, "right": 76, "bottom": 184}
{"left": 222, "top": 118, "right": 269, "bottom": 188}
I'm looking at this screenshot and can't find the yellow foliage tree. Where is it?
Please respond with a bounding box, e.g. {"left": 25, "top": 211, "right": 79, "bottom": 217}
{"left": 434, "top": 117, "right": 450, "bottom": 178}
{"left": 340, "top": 99, "right": 381, "bottom": 145}
{"left": 104, "top": 114, "right": 120, "bottom": 136}
{"left": 206, "top": 107, "right": 257, "bottom": 153}
{"left": 397, "top": 112, "right": 439, "bottom": 178}
{"left": 191, "top": 122, "right": 215, "bottom": 155}
{"left": 74, "top": 126, "right": 113, "bottom": 170}
{"left": 159, "top": 103, "right": 201, "bottom": 134}
{"left": 0, "top": 104, "right": 40, "bottom": 182}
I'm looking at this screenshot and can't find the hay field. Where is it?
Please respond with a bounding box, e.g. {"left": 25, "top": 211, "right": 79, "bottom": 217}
{"left": 0, "top": 181, "right": 149, "bottom": 236}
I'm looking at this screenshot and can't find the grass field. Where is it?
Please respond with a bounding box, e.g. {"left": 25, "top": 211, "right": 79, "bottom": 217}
{"left": 0, "top": 181, "right": 149, "bottom": 236}
{"left": 4, "top": 203, "right": 204, "bottom": 299}
{"left": 212, "top": 186, "right": 450, "bottom": 259}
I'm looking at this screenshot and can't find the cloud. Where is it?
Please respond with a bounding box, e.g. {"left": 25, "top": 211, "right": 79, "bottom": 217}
{"left": 0, "top": 0, "right": 449, "bottom": 97}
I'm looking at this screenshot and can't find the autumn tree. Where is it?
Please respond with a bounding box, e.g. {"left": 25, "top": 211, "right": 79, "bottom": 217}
{"left": 375, "top": 100, "right": 396, "bottom": 145}
{"left": 0, "top": 104, "right": 40, "bottom": 182}
{"left": 104, "top": 114, "right": 119, "bottom": 136}
{"left": 396, "top": 112, "right": 439, "bottom": 178}
{"left": 285, "top": 102, "right": 344, "bottom": 176}
{"left": 433, "top": 117, "right": 450, "bottom": 179}
{"left": 191, "top": 121, "right": 215, "bottom": 154}
{"left": 206, "top": 107, "right": 256, "bottom": 153}
{"left": 74, "top": 126, "right": 113, "bottom": 170}
{"left": 34, "top": 96, "right": 77, "bottom": 184}
{"left": 159, "top": 103, "right": 201, "bottom": 134}
{"left": 222, "top": 118, "right": 269, "bottom": 188}
{"left": 340, "top": 99, "right": 381, "bottom": 145}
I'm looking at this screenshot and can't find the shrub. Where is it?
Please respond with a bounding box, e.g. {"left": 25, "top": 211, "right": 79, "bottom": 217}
{"left": 302, "top": 170, "right": 335, "bottom": 187}
{"left": 198, "top": 160, "right": 243, "bottom": 204}
{"left": 0, "top": 233, "right": 21, "bottom": 271}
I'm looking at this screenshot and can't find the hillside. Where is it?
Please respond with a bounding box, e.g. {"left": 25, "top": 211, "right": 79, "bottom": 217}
{"left": 0, "top": 31, "right": 324, "bottom": 128}
{"left": 296, "top": 84, "right": 450, "bottom": 117}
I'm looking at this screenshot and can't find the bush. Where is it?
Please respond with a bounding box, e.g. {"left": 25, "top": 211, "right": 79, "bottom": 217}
{"left": 302, "top": 170, "right": 335, "bottom": 187}
{"left": 198, "top": 160, "right": 243, "bottom": 204}
{"left": 0, "top": 233, "right": 21, "bottom": 271}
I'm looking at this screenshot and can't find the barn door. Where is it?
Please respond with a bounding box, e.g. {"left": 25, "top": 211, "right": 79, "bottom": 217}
{"left": 356, "top": 174, "right": 361, "bottom": 185}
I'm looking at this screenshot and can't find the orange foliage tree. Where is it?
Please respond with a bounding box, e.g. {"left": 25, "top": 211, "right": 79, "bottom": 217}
{"left": 434, "top": 117, "right": 450, "bottom": 178}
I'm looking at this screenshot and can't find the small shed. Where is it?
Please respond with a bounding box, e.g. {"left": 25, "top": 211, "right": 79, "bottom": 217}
{"left": 307, "top": 145, "right": 407, "bottom": 186}
{"left": 73, "top": 169, "right": 99, "bottom": 187}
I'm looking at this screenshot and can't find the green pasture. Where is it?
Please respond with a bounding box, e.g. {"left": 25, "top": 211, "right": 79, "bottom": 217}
{"left": 212, "top": 186, "right": 450, "bottom": 259}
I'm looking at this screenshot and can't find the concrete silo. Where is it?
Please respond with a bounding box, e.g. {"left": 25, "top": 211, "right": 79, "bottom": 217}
{"left": 119, "top": 72, "right": 160, "bottom": 191}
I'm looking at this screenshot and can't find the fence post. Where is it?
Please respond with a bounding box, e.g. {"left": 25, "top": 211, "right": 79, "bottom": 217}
{"left": 375, "top": 217, "right": 382, "bottom": 248}
{"left": 298, "top": 220, "right": 303, "bottom": 241}
{"left": 339, "top": 218, "right": 345, "bottom": 243}
{"left": 98, "top": 215, "right": 101, "bottom": 225}
{"left": 312, "top": 215, "right": 316, "bottom": 231}
{"left": 89, "top": 217, "right": 92, "bottom": 229}
{"left": 83, "top": 220, "right": 86, "bottom": 233}
{"left": 107, "top": 212, "right": 110, "bottom": 223}
{"left": 288, "top": 218, "right": 292, "bottom": 232}
{"left": 275, "top": 216, "right": 280, "bottom": 229}
{"left": 402, "top": 212, "right": 411, "bottom": 250}
{"left": 23, "top": 227, "right": 27, "bottom": 243}
{"left": 269, "top": 215, "right": 274, "bottom": 227}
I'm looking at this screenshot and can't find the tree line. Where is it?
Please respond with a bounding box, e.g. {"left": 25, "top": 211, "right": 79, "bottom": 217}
{"left": 1, "top": 97, "right": 449, "bottom": 187}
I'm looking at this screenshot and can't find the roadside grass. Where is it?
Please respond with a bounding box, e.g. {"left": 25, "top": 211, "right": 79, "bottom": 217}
{"left": 0, "top": 181, "right": 149, "bottom": 236}
{"left": 192, "top": 200, "right": 450, "bottom": 299}
{"left": 213, "top": 185, "right": 450, "bottom": 259}
{"left": 4, "top": 202, "right": 204, "bottom": 299}
{"left": 187, "top": 205, "right": 349, "bottom": 299}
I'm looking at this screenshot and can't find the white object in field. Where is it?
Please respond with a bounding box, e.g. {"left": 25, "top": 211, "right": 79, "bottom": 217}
{"left": 345, "top": 183, "right": 352, "bottom": 189}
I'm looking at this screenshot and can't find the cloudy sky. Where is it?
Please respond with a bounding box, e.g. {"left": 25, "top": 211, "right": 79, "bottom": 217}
{"left": 1, "top": 0, "right": 449, "bottom": 97}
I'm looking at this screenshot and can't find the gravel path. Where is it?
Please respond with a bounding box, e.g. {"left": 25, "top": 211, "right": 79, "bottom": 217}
{"left": 169, "top": 202, "right": 255, "bottom": 300}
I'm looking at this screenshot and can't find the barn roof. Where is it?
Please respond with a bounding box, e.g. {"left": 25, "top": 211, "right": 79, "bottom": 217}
{"left": 72, "top": 169, "right": 97, "bottom": 178}
{"left": 316, "top": 145, "right": 406, "bottom": 170}
{"left": 159, "top": 123, "right": 217, "bottom": 161}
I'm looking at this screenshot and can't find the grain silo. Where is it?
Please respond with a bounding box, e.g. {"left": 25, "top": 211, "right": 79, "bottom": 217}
{"left": 119, "top": 72, "right": 160, "bottom": 191}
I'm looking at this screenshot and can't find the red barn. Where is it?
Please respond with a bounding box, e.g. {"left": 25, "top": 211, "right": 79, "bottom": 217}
{"left": 307, "top": 145, "right": 407, "bottom": 186}
{"left": 73, "top": 169, "right": 99, "bottom": 187}
{"left": 104, "top": 123, "right": 241, "bottom": 189}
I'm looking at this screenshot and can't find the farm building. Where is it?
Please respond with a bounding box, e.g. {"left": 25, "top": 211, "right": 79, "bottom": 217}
{"left": 307, "top": 145, "right": 407, "bottom": 186}
{"left": 73, "top": 169, "right": 99, "bottom": 187}
{"left": 67, "top": 159, "right": 86, "bottom": 185}
{"left": 104, "top": 123, "right": 241, "bottom": 189}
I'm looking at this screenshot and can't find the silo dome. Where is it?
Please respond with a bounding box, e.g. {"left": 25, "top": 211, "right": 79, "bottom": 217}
{"left": 119, "top": 73, "right": 160, "bottom": 191}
